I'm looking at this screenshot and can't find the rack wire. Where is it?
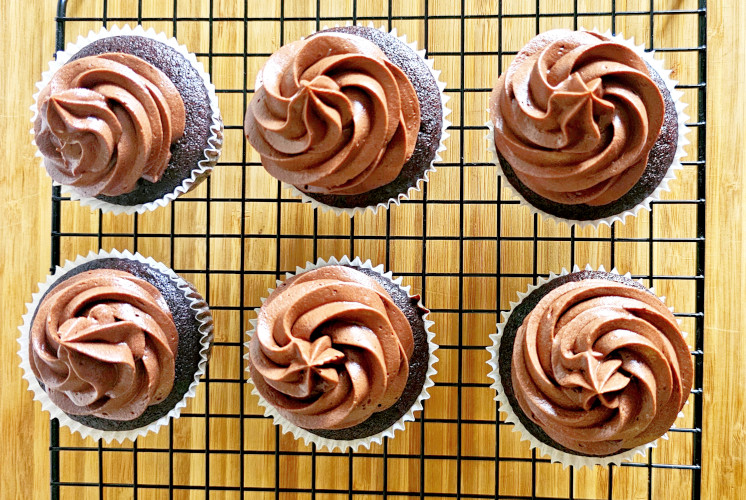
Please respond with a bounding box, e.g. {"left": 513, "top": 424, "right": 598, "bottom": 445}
{"left": 49, "top": 0, "right": 706, "bottom": 499}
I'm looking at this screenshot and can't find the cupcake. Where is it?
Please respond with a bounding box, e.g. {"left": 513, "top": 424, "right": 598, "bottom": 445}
{"left": 244, "top": 25, "right": 449, "bottom": 215}
{"left": 487, "top": 267, "right": 693, "bottom": 467}
{"left": 18, "top": 250, "right": 213, "bottom": 442}
{"left": 487, "top": 29, "right": 688, "bottom": 227}
{"left": 246, "top": 256, "right": 437, "bottom": 450}
{"left": 32, "top": 25, "right": 223, "bottom": 214}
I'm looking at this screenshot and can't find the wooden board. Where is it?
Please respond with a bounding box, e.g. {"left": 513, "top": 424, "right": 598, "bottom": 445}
{"left": 0, "top": 0, "right": 742, "bottom": 498}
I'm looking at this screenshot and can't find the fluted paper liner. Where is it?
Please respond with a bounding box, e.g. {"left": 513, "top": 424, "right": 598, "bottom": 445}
{"left": 31, "top": 24, "right": 223, "bottom": 215}
{"left": 486, "top": 264, "right": 690, "bottom": 469}
{"left": 485, "top": 29, "right": 690, "bottom": 228}
{"left": 245, "top": 255, "right": 438, "bottom": 452}
{"left": 265, "top": 24, "right": 451, "bottom": 217}
{"left": 18, "top": 249, "right": 213, "bottom": 443}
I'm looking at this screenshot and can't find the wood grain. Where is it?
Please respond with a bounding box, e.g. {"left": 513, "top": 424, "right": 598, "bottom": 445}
{"left": 703, "top": 1, "right": 746, "bottom": 498}
{"left": 0, "top": 0, "right": 742, "bottom": 498}
{"left": 0, "top": 0, "right": 55, "bottom": 498}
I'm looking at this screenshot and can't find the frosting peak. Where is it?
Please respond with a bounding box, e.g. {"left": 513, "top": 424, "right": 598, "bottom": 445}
{"left": 245, "top": 33, "right": 421, "bottom": 195}
{"left": 511, "top": 278, "right": 693, "bottom": 455}
{"left": 35, "top": 53, "right": 185, "bottom": 197}
{"left": 249, "top": 266, "right": 414, "bottom": 430}
{"left": 490, "top": 30, "right": 665, "bottom": 206}
{"left": 29, "top": 269, "right": 179, "bottom": 421}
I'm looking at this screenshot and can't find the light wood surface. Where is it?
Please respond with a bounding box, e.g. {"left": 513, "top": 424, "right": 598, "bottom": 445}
{"left": 1, "top": 0, "right": 743, "bottom": 499}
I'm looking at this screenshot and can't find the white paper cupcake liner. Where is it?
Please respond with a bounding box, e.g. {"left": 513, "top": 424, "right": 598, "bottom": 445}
{"left": 268, "top": 24, "right": 451, "bottom": 217}
{"left": 31, "top": 24, "right": 223, "bottom": 215}
{"left": 244, "top": 255, "right": 438, "bottom": 452}
{"left": 486, "top": 264, "right": 689, "bottom": 469}
{"left": 18, "top": 249, "right": 213, "bottom": 443}
{"left": 485, "top": 29, "right": 690, "bottom": 229}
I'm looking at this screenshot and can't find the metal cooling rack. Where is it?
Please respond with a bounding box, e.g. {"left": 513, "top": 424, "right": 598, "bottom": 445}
{"left": 49, "top": 0, "right": 706, "bottom": 499}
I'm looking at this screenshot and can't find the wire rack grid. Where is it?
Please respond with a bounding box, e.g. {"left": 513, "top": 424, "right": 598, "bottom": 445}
{"left": 47, "top": 0, "right": 706, "bottom": 499}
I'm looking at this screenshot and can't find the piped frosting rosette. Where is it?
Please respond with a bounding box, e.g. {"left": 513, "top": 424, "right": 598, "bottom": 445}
{"left": 18, "top": 250, "right": 213, "bottom": 442}
{"left": 246, "top": 25, "right": 450, "bottom": 216}
{"left": 34, "top": 53, "right": 186, "bottom": 198}
{"left": 31, "top": 25, "right": 222, "bottom": 215}
{"left": 485, "top": 29, "right": 689, "bottom": 228}
{"left": 29, "top": 268, "right": 179, "bottom": 421}
{"left": 487, "top": 265, "right": 693, "bottom": 468}
{"left": 245, "top": 256, "right": 437, "bottom": 451}
{"left": 246, "top": 32, "right": 421, "bottom": 196}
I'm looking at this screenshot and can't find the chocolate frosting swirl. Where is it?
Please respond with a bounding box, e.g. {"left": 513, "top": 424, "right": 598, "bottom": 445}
{"left": 29, "top": 269, "right": 179, "bottom": 421}
{"left": 490, "top": 30, "right": 665, "bottom": 206}
{"left": 249, "top": 266, "right": 415, "bottom": 430}
{"left": 245, "top": 33, "right": 421, "bottom": 195}
{"left": 511, "top": 279, "right": 693, "bottom": 455}
{"left": 34, "top": 53, "right": 186, "bottom": 197}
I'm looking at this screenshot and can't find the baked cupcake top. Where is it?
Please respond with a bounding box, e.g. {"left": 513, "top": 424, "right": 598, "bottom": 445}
{"left": 248, "top": 265, "right": 415, "bottom": 430}
{"left": 245, "top": 32, "right": 421, "bottom": 196}
{"left": 29, "top": 268, "right": 179, "bottom": 421}
{"left": 490, "top": 29, "right": 666, "bottom": 207}
{"left": 34, "top": 53, "right": 186, "bottom": 197}
{"left": 510, "top": 277, "right": 693, "bottom": 456}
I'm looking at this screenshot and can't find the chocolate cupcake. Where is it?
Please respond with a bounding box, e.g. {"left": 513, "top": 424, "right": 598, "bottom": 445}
{"left": 244, "top": 25, "right": 449, "bottom": 216}
{"left": 32, "top": 25, "right": 222, "bottom": 215}
{"left": 245, "top": 256, "right": 437, "bottom": 451}
{"left": 18, "top": 250, "right": 213, "bottom": 442}
{"left": 486, "top": 30, "right": 688, "bottom": 227}
{"left": 487, "top": 266, "right": 693, "bottom": 468}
